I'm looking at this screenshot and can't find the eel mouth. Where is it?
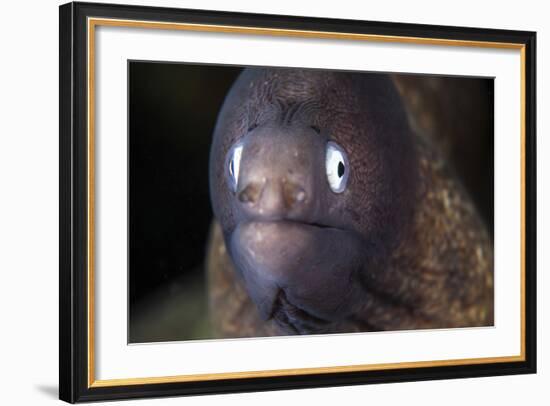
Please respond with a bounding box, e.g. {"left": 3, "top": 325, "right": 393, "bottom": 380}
{"left": 230, "top": 219, "right": 348, "bottom": 280}
{"left": 230, "top": 219, "right": 365, "bottom": 334}
{"left": 244, "top": 217, "right": 338, "bottom": 228}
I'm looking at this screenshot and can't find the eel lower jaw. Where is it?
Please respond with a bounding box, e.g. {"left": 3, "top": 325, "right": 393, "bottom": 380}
{"left": 229, "top": 220, "right": 367, "bottom": 328}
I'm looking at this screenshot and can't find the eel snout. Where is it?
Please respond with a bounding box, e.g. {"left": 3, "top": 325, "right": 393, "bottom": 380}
{"left": 232, "top": 124, "right": 325, "bottom": 224}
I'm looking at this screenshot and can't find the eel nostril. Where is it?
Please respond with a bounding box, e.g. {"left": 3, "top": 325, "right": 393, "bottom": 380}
{"left": 238, "top": 183, "right": 262, "bottom": 204}
{"left": 283, "top": 182, "right": 306, "bottom": 209}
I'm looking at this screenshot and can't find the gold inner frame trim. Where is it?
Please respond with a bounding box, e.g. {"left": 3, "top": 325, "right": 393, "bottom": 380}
{"left": 87, "top": 17, "right": 527, "bottom": 388}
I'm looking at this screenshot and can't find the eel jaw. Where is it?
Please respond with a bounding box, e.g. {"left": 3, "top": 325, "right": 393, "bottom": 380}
{"left": 229, "top": 220, "right": 367, "bottom": 333}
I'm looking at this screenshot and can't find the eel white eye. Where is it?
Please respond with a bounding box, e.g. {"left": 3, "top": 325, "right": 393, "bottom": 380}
{"left": 228, "top": 144, "right": 243, "bottom": 191}
{"left": 325, "top": 141, "right": 349, "bottom": 193}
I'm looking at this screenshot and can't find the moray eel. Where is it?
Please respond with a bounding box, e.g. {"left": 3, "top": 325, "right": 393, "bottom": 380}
{"left": 207, "top": 68, "right": 493, "bottom": 337}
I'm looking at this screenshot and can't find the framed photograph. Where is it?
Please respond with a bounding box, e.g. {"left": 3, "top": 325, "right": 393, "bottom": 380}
{"left": 59, "top": 1, "right": 536, "bottom": 402}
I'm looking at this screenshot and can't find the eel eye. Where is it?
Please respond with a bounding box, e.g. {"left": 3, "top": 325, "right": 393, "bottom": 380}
{"left": 325, "top": 141, "right": 349, "bottom": 193}
{"left": 227, "top": 144, "right": 243, "bottom": 191}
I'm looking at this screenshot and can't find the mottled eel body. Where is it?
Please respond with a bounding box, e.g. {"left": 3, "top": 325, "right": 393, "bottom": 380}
{"left": 207, "top": 68, "right": 493, "bottom": 337}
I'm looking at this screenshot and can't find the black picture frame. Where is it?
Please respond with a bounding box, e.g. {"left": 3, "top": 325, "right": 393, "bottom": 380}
{"left": 59, "top": 1, "right": 537, "bottom": 403}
